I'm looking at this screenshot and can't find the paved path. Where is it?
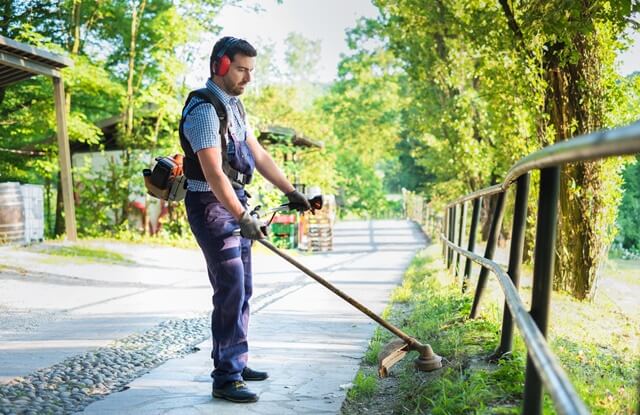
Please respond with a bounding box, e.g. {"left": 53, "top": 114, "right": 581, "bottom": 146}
{"left": 0, "top": 220, "right": 425, "bottom": 414}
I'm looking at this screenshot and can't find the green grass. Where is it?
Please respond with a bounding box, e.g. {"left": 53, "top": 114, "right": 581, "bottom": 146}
{"left": 603, "top": 257, "right": 640, "bottom": 285}
{"left": 343, "top": 245, "right": 639, "bottom": 414}
{"left": 347, "top": 371, "right": 378, "bottom": 400}
{"left": 30, "top": 244, "right": 134, "bottom": 264}
{"left": 84, "top": 231, "right": 198, "bottom": 249}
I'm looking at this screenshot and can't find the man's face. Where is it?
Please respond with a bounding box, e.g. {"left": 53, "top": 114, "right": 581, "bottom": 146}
{"left": 221, "top": 53, "right": 255, "bottom": 96}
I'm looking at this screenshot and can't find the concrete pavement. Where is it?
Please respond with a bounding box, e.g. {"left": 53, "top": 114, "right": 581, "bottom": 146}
{"left": 0, "top": 220, "right": 426, "bottom": 414}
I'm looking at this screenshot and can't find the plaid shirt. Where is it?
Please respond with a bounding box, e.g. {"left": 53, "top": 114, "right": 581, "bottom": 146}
{"left": 182, "top": 79, "right": 249, "bottom": 192}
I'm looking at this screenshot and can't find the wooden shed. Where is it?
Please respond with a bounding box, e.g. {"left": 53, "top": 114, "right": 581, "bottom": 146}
{"left": 0, "top": 35, "right": 76, "bottom": 240}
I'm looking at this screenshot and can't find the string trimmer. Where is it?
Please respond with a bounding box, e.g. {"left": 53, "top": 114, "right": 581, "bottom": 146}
{"left": 235, "top": 195, "right": 442, "bottom": 377}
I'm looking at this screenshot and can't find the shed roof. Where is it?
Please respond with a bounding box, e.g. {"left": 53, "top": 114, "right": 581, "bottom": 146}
{"left": 0, "top": 35, "right": 73, "bottom": 88}
{"left": 259, "top": 126, "right": 324, "bottom": 149}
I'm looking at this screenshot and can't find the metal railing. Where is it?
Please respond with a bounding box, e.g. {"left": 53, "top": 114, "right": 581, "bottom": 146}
{"left": 412, "top": 121, "right": 640, "bottom": 415}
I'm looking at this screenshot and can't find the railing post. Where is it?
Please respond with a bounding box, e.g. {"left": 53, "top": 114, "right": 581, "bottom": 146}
{"left": 455, "top": 201, "right": 467, "bottom": 277}
{"left": 463, "top": 197, "right": 482, "bottom": 293}
{"left": 442, "top": 207, "right": 449, "bottom": 259}
{"left": 424, "top": 204, "right": 429, "bottom": 228}
{"left": 470, "top": 192, "right": 506, "bottom": 318}
{"left": 447, "top": 205, "right": 457, "bottom": 269}
{"left": 446, "top": 206, "right": 452, "bottom": 268}
{"left": 523, "top": 166, "right": 560, "bottom": 415}
{"left": 491, "top": 173, "right": 530, "bottom": 361}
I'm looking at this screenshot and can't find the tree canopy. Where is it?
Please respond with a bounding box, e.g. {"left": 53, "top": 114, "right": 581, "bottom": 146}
{"left": 2, "top": 1, "right": 639, "bottom": 295}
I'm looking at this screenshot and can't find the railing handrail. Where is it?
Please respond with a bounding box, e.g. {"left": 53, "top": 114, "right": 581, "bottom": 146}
{"left": 426, "top": 120, "right": 640, "bottom": 415}
{"left": 447, "top": 120, "right": 640, "bottom": 208}
{"left": 441, "top": 236, "right": 589, "bottom": 415}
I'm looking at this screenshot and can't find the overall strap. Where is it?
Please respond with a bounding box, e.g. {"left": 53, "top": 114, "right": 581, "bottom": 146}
{"left": 179, "top": 88, "right": 252, "bottom": 187}
{"left": 187, "top": 88, "right": 229, "bottom": 153}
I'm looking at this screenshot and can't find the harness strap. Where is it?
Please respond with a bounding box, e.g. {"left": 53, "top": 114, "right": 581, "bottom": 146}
{"left": 179, "top": 88, "right": 252, "bottom": 187}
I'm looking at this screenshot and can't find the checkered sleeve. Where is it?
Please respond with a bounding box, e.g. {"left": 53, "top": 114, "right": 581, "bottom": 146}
{"left": 182, "top": 99, "right": 220, "bottom": 152}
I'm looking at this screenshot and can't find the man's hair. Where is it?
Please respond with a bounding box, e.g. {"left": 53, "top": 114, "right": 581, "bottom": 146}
{"left": 210, "top": 36, "right": 257, "bottom": 77}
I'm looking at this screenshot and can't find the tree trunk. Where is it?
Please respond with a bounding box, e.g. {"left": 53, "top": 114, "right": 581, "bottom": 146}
{"left": 124, "top": 0, "right": 146, "bottom": 139}
{"left": 65, "top": 0, "right": 82, "bottom": 109}
{"left": 543, "top": 33, "right": 619, "bottom": 300}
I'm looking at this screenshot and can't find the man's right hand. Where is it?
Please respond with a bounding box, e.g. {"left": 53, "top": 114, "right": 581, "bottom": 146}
{"left": 238, "top": 210, "right": 265, "bottom": 240}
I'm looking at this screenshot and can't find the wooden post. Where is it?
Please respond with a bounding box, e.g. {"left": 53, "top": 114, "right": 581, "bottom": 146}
{"left": 52, "top": 76, "right": 77, "bottom": 241}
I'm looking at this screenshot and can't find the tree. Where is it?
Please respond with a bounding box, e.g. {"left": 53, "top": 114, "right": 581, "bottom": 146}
{"left": 320, "top": 43, "right": 408, "bottom": 217}
{"left": 497, "top": 0, "right": 638, "bottom": 299}
{"left": 371, "top": 1, "right": 539, "bottom": 201}
{"left": 243, "top": 84, "right": 337, "bottom": 203}
{"left": 372, "top": 0, "right": 639, "bottom": 299}
{"left": 1, "top": 0, "right": 226, "bottom": 236}
{"left": 0, "top": 0, "right": 123, "bottom": 235}
{"left": 284, "top": 32, "right": 321, "bottom": 84}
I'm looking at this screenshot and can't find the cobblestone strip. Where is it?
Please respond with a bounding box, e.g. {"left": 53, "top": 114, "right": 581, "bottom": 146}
{"left": 0, "top": 316, "right": 209, "bottom": 415}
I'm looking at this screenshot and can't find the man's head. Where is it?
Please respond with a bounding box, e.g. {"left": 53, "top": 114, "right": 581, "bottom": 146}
{"left": 210, "top": 36, "right": 257, "bottom": 96}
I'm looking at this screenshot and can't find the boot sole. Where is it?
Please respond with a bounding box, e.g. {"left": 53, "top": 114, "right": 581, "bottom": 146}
{"left": 242, "top": 375, "right": 269, "bottom": 381}
{"left": 212, "top": 391, "right": 259, "bottom": 403}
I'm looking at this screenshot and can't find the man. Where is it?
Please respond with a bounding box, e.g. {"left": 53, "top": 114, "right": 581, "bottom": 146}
{"left": 179, "top": 36, "right": 311, "bottom": 403}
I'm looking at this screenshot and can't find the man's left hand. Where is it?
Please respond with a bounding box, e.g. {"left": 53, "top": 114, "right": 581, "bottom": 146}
{"left": 286, "top": 190, "right": 312, "bottom": 213}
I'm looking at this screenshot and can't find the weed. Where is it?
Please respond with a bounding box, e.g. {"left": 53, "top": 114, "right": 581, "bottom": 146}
{"left": 363, "top": 328, "right": 388, "bottom": 365}
{"left": 347, "top": 371, "right": 378, "bottom": 400}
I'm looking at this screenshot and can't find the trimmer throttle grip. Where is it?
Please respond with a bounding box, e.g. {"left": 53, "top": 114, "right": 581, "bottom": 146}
{"left": 288, "top": 195, "right": 323, "bottom": 213}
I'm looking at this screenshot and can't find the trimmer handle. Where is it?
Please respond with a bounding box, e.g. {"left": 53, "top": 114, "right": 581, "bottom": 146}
{"left": 233, "top": 195, "right": 325, "bottom": 238}
{"left": 287, "top": 195, "right": 323, "bottom": 213}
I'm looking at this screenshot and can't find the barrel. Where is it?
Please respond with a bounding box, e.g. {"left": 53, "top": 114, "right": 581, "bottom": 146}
{"left": 0, "top": 182, "right": 25, "bottom": 244}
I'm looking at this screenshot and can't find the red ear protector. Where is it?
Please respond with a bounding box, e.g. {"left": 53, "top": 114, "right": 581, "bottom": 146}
{"left": 215, "top": 37, "right": 239, "bottom": 77}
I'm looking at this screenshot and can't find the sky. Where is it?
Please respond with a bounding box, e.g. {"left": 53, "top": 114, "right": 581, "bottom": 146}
{"left": 186, "top": 0, "right": 379, "bottom": 87}
{"left": 186, "top": 1, "right": 640, "bottom": 88}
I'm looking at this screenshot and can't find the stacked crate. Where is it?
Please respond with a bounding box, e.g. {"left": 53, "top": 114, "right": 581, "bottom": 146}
{"left": 306, "top": 215, "right": 332, "bottom": 252}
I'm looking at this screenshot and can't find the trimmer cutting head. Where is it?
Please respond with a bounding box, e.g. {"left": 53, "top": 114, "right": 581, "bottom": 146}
{"left": 378, "top": 338, "right": 443, "bottom": 377}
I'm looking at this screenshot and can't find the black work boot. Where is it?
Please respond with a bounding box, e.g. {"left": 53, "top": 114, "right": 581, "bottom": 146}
{"left": 241, "top": 367, "right": 269, "bottom": 381}
{"left": 212, "top": 381, "right": 258, "bottom": 403}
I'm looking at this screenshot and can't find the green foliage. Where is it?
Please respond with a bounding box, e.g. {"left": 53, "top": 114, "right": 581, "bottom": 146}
{"left": 0, "top": 0, "right": 225, "bottom": 239}
{"left": 319, "top": 45, "right": 411, "bottom": 217}
{"left": 335, "top": 152, "right": 401, "bottom": 218}
{"left": 616, "top": 156, "right": 640, "bottom": 253}
{"left": 73, "top": 152, "right": 147, "bottom": 236}
{"left": 412, "top": 360, "right": 523, "bottom": 415}
{"left": 243, "top": 82, "right": 338, "bottom": 202}
{"left": 367, "top": 0, "right": 638, "bottom": 298}
{"left": 552, "top": 337, "right": 638, "bottom": 414}
{"left": 369, "top": 0, "right": 541, "bottom": 203}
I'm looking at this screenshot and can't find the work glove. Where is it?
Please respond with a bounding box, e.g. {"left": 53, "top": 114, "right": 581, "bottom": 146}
{"left": 238, "top": 210, "right": 266, "bottom": 240}
{"left": 286, "top": 190, "right": 312, "bottom": 213}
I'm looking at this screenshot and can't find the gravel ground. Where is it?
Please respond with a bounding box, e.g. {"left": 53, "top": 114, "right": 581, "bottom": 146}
{"left": 0, "top": 316, "right": 209, "bottom": 415}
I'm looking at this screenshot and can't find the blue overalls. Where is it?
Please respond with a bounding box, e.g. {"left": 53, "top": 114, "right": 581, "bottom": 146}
{"left": 185, "top": 124, "right": 256, "bottom": 388}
